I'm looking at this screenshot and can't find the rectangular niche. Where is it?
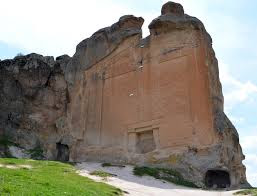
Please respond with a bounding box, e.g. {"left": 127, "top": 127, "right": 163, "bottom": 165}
{"left": 136, "top": 130, "right": 156, "bottom": 154}
{"left": 127, "top": 119, "right": 160, "bottom": 154}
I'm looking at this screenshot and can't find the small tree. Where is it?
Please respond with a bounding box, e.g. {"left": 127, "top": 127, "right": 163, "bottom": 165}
{"left": 15, "top": 53, "right": 24, "bottom": 57}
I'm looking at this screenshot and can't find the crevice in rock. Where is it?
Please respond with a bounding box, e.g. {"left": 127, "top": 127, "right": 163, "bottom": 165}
{"left": 44, "top": 71, "right": 53, "bottom": 88}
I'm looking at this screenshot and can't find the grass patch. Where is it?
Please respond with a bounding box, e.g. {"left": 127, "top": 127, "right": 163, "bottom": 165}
{"left": 0, "top": 158, "right": 122, "bottom": 196}
{"left": 234, "top": 188, "right": 257, "bottom": 195}
{"left": 102, "top": 163, "right": 125, "bottom": 168}
{"left": 90, "top": 170, "right": 117, "bottom": 178}
{"left": 133, "top": 166, "right": 198, "bottom": 188}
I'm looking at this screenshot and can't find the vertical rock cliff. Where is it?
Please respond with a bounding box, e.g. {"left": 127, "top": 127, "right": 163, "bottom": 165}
{"left": 0, "top": 1, "right": 249, "bottom": 189}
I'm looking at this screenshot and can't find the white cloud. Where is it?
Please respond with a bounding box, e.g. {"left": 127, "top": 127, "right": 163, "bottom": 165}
{"left": 241, "top": 134, "right": 257, "bottom": 186}
{"left": 241, "top": 136, "right": 257, "bottom": 151}
{"left": 245, "top": 154, "right": 257, "bottom": 163}
{"left": 244, "top": 153, "right": 257, "bottom": 186}
{"left": 1, "top": 0, "right": 255, "bottom": 58}
{"left": 170, "top": 0, "right": 257, "bottom": 57}
{"left": 219, "top": 62, "right": 257, "bottom": 111}
{"left": 246, "top": 172, "right": 257, "bottom": 187}
{"left": 0, "top": 0, "right": 159, "bottom": 57}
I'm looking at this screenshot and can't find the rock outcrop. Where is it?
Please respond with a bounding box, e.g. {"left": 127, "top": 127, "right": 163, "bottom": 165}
{"left": 0, "top": 53, "right": 70, "bottom": 159}
{"left": 0, "top": 1, "right": 249, "bottom": 189}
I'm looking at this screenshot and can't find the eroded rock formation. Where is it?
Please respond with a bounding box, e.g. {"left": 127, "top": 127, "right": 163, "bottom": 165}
{"left": 0, "top": 54, "right": 70, "bottom": 159}
{"left": 0, "top": 1, "right": 249, "bottom": 188}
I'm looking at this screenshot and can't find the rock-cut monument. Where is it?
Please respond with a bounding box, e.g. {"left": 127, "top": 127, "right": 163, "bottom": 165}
{"left": 0, "top": 1, "right": 250, "bottom": 188}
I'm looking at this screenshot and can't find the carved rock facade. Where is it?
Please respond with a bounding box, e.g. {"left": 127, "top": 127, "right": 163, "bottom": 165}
{"left": 0, "top": 2, "right": 249, "bottom": 188}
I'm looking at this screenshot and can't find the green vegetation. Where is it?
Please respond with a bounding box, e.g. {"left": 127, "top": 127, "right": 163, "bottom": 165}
{"left": 0, "top": 136, "right": 16, "bottom": 158}
{"left": 0, "top": 158, "right": 122, "bottom": 196}
{"left": 0, "top": 136, "right": 16, "bottom": 147}
{"left": 90, "top": 170, "right": 117, "bottom": 178}
{"left": 102, "top": 163, "right": 125, "bottom": 168}
{"left": 15, "top": 53, "right": 24, "bottom": 57}
{"left": 102, "top": 163, "right": 112, "bottom": 167}
{"left": 28, "top": 146, "right": 44, "bottom": 159}
{"left": 0, "top": 136, "right": 45, "bottom": 159}
{"left": 133, "top": 166, "right": 198, "bottom": 188}
{"left": 234, "top": 188, "right": 257, "bottom": 196}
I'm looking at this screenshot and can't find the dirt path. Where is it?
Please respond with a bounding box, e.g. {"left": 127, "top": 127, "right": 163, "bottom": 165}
{"left": 76, "top": 162, "right": 238, "bottom": 196}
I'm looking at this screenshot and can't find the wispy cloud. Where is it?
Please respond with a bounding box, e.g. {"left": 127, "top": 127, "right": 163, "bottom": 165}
{"left": 0, "top": 0, "right": 161, "bottom": 58}
{"left": 219, "top": 62, "right": 257, "bottom": 112}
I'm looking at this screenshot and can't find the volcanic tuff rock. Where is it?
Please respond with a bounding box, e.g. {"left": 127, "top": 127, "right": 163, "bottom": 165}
{"left": 0, "top": 1, "right": 250, "bottom": 189}
{"left": 0, "top": 53, "right": 70, "bottom": 159}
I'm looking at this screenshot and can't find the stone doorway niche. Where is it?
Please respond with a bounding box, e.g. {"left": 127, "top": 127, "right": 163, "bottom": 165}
{"left": 205, "top": 170, "right": 231, "bottom": 188}
{"left": 127, "top": 119, "right": 160, "bottom": 154}
{"left": 136, "top": 130, "right": 156, "bottom": 153}
{"left": 56, "top": 142, "right": 70, "bottom": 161}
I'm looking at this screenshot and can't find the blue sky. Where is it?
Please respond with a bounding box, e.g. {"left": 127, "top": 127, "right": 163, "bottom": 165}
{"left": 1, "top": 0, "right": 256, "bottom": 186}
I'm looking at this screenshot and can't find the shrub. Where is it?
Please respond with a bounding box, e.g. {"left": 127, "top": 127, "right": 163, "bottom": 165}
{"left": 90, "top": 170, "right": 117, "bottom": 178}
{"left": 133, "top": 166, "right": 198, "bottom": 188}
{"left": 28, "top": 146, "right": 44, "bottom": 159}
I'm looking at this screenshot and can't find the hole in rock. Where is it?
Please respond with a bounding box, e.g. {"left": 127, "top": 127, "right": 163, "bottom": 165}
{"left": 56, "top": 142, "right": 70, "bottom": 161}
{"left": 205, "top": 170, "right": 231, "bottom": 188}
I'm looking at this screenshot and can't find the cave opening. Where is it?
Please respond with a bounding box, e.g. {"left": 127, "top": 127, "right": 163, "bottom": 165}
{"left": 56, "top": 142, "right": 70, "bottom": 162}
{"left": 205, "top": 170, "right": 231, "bottom": 188}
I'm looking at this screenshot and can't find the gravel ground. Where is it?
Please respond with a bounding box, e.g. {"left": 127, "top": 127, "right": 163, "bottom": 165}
{"left": 76, "top": 162, "right": 239, "bottom": 196}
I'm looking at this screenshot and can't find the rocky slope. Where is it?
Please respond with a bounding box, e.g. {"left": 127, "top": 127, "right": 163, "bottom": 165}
{"left": 0, "top": 1, "right": 250, "bottom": 189}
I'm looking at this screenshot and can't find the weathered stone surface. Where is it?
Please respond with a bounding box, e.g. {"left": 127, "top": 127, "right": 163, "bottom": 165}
{"left": 161, "top": 1, "right": 184, "bottom": 16}
{"left": 0, "top": 53, "right": 71, "bottom": 159}
{"left": 0, "top": 2, "right": 249, "bottom": 189}
{"left": 65, "top": 15, "right": 144, "bottom": 85}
